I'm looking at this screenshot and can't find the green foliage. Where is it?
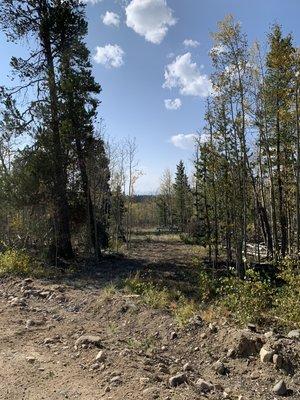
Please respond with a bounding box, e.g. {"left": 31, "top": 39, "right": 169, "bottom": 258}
{"left": 125, "top": 273, "right": 171, "bottom": 309}
{"left": 143, "top": 286, "right": 170, "bottom": 309}
{"left": 0, "top": 248, "right": 78, "bottom": 278}
{"left": 0, "top": 249, "right": 33, "bottom": 276}
{"left": 274, "top": 259, "right": 300, "bottom": 327}
{"left": 173, "top": 298, "right": 198, "bottom": 327}
{"left": 218, "top": 270, "right": 273, "bottom": 325}
{"left": 199, "top": 267, "right": 217, "bottom": 302}
{"left": 125, "top": 272, "right": 198, "bottom": 325}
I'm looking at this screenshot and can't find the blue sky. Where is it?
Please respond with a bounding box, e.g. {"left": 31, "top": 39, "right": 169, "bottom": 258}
{"left": 1, "top": 0, "right": 300, "bottom": 193}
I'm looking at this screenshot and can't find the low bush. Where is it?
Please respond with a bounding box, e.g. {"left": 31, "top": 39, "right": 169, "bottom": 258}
{"left": 0, "top": 249, "right": 34, "bottom": 277}
{"left": 173, "top": 297, "right": 198, "bottom": 326}
{"left": 125, "top": 273, "right": 171, "bottom": 309}
{"left": 273, "top": 258, "right": 300, "bottom": 327}
{"left": 217, "top": 269, "right": 273, "bottom": 325}
{"left": 199, "top": 267, "right": 218, "bottom": 302}
{"left": 0, "top": 248, "right": 76, "bottom": 278}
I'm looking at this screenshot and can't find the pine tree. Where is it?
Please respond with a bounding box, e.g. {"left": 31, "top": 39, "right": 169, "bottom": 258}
{"left": 174, "top": 161, "right": 192, "bottom": 232}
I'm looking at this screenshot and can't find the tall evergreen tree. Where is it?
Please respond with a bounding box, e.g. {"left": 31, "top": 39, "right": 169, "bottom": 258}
{"left": 174, "top": 161, "right": 192, "bottom": 232}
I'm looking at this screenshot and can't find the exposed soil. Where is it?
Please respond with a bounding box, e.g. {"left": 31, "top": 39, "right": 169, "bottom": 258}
{"left": 0, "top": 235, "right": 299, "bottom": 399}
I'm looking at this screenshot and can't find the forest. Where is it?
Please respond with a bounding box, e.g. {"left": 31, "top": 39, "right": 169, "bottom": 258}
{"left": 0, "top": 1, "right": 299, "bottom": 399}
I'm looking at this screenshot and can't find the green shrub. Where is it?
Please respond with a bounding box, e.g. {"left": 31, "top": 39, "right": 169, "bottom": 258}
{"left": 0, "top": 248, "right": 70, "bottom": 278}
{"left": 0, "top": 249, "right": 33, "bottom": 276}
{"left": 173, "top": 297, "right": 198, "bottom": 327}
{"left": 274, "top": 259, "right": 300, "bottom": 327}
{"left": 199, "top": 267, "right": 217, "bottom": 302}
{"left": 218, "top": 269, "right": 273, "bottom": 325}
{"left": 125, "top": 273, "right": 171, "bottom": 309}
{"left": 125, "top": 273, "right": 149, "bottom": 295}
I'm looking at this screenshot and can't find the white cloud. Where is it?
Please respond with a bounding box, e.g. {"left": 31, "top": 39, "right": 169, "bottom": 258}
{"left": 93, "top": 44, "right": 125, "bottom": 68}
{"left": 102, "top": 11, "right": 121, "bottom": 27}
{"left": 163, "top": 52, "right": 212, "bottom": 97}
{"left": 171, "top": 133, "right": 209, "bottom": 150}
{"left": 125, "top": 0, "right": 176, "bottom": 44}
{"left": 164, "top": 98, "right": 182, "bottom": 110}
{"left": 183, "top": 39, "right": 200, "bottom": 48}
{"left": 170, "top": 133, "right": 198, "bottom": 150}
{"left": 81, "top": 0, "right": 103, "bottom": 4}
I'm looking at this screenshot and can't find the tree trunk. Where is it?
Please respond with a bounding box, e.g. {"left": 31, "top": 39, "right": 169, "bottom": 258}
{"left": 38, "top": 0, "right": 73, "bottom": 259}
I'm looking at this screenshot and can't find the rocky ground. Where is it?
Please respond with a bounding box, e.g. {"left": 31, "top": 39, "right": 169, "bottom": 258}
{"left": 0, "top": 235, "right": 299, "bottom": 399}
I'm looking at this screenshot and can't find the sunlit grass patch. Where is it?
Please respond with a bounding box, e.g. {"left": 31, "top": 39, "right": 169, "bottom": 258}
{"left": 173, "top": 298, "right": 198, "bottom": 327}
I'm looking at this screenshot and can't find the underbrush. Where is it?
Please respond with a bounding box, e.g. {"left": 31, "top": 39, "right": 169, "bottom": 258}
{"left": 0, "top": 249, "right": 44, "bottom": 277}
{"left": 273, "top": 259, "right": 300, "bottom": 327}
{"left": 198, "top": 260, "right": 300, "bottom": 328}
{"left": 125, "top": 273, "right": 198, "bottom": 324}
{"left": 0, "top": 248, "right": 76, "bottom": 279}
{"left": 217, "top": 270, "right": 274, "bottom": 325}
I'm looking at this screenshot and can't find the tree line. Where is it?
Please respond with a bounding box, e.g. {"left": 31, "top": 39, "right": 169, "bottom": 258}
{"left": 0, "top": 1, "right": 141, "bottom": 264}
{"left": 158, "top": 16, "right": 300, "bottom": 276}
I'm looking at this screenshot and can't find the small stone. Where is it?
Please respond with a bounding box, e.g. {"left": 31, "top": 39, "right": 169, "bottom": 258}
{"left": 264, "top": 331, "right": 274, "bottom": 339}
{"left": 209, "top": 323, "right": 218, "bottom": 333}
{"left": 110, "top": 376, "right": 122, "bottom": 385}
{"left": 183, "top": 362, "right": 193, "bottom": 372}
{"left": 170, "top": 331, "right": 177, "bottom": 340}
{"left": 26, "top": 319, "right": 35, "bottom": 328}
{"left": 95, "top": 350, "right": 106, "bottom": 362}
{"left": 90, "top": 363, "right": 99, "bottom": 370}
{"left": 195, "top": 378, "right": 213, "bottom": 393}
{"left": 74, "top": 335, "right": 102, "bottom": 349}
{"left": 272, "top": 380, "right": 287, "bottom": 396}
{"left": 213, "top": 360, "right": 228, "bottom": 375}
{"left": 287, "top": 329, "right": 300, "bottom": 339}
{"left": 227, "top": 348, "right": 235, "bottom": 358}
{"left": 260, "top": 346, "right": 274, "bottom": 363}
{"left": 250, "top": 371, "right": 260, "bottom": 380}
{"left": 39, "top": 291, "right": 50, "bottom": 298}
{"left": 10, "top": 297, "right": 26, "bottom": 307}
{"left": 273, "top": 354, "right": 283, "bottom": 369}
{"left": 26, "top": 356, "right": 36, "bottom": 364}
{"left": 194, "top": 346, "right": 199, "bottom": 352}
{"left": 247, "top": 323, "right": 257, "bottom": 332}
{"left": 44, "top": 338, "right": 55, "bottom": 344}
{"left": 169, "top": 373, "right": 187, "bottom": 387}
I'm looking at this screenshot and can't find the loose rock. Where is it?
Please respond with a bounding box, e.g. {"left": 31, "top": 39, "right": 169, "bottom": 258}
{"left": 195, "top": 378, "right": 213, "bottom": 393}
{"left": 183, "top": 362, "right": 193, "bottom": 372}
{"left": 169, "top": 373, "right": 187, "bottom": 387}
{"left": 287, "top": 329, "right": 300, "bottom": 339}
{"left": 260, "top": 346, "right": 274, "bottom": 363}
{"left": 272, "top": 380, "right": 287, "bottom": 396}
{"left": 95, "top": 350, "right": 106, "bottom": 362}
{"left": 74, "top": 335, "right": 102, "bottom": 349}
{"left": 213, "top": 360, "right": 228, "bottom": 375}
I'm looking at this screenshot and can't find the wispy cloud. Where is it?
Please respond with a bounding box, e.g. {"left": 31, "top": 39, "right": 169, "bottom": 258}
{"left": 170, "top": 133, "right": 197, "bottom": 150}
{"left": 164, "top": 98, "right": 182, "bottom": 110}
{"left": 183, "top": 39, "right": 200, "bottom": 48}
